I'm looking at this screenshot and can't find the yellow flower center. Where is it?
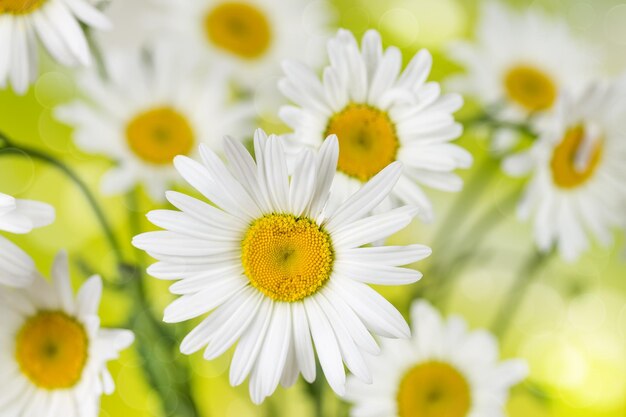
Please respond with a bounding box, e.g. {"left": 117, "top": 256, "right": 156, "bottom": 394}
{"left": 325, "top": 104, "right": 399, "bottom": 182}
{"left": 204, "top": 2, "right": 272, "bottom": 60}
{"left": 397, "top": 361, "right": 471, "bottom": 417}
{"left": 126, "top": 107, "right": 195, "bottom": 165}
{"left": 551, "top": 125, "right": 603, "bottom": 189}
{"left": 0, "top": 0, "right": 46, "bottom": 14}
{"left": 241, "top": 214, "right": 334, "bottom": 302}
{"left": 15, "top": 311, "right": 89, "bottom": 390}
{"left": 504, "top": 65, "right": 557, "bottom": 112}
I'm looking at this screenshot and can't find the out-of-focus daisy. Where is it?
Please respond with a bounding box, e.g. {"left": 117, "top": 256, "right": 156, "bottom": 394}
{"left": 279, "top": 29, "right": 471, "bottom": 222}
{"left": 148, "top": 0, "right": 332, "bottom": 88}
{"left": 0, "top": 251, "right": 134, "bottom": 416}
{"left": 346, "top": 300, "right": 528, "bottom": 417}
{"left": 133, "top": 130, "right": 431, "bottom": 403}
{"left": 0, "top": 192, "right": 54, "bottom": 287}
{"left": 0, "top": 0, "right": 110, "bottom": 94}
{"left": 447, "top": 2, "right": 597, "bottom": 152}
{"left": 56, "top": 44, "right": 255, "bottom": 201}
{"left": 503, "top": 82, "right": 626, "bottom": 261}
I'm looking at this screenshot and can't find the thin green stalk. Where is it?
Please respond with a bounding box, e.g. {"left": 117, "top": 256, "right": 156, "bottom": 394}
{"left": 430, "top": 156, "right": 498, "bottom": 256}
{"left": 492, "top": 250, "right": 552, "bottom": 338}
{"left": 305, "top": 365, "right": 326, "bottom": 417}
{"left": 428, "top": 183, "right": 523, "bottom": 304}
{"left": 0, "top": 133, "right": 124, "bottom": 265}
{"left": 126, "top": 189, "right": 202, "bottom": 417}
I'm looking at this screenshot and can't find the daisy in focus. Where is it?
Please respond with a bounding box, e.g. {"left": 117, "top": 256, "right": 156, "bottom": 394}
{"left": 0, "top": 0, "right": 110, "bottom": 94}
{"left": 0, "top": 251, "right": 134, "bottom": 416}
{"left": 0, "top": 192, "right": 54, "bottom": 287}
{"left": 345, "top": 300, "right": 528, "bottom": 417}
{"left": 280, "top": 29, "right": 471, "bottom": 222}
{"left": 148, "top": 0, "right": 332, "bottom": 89}
{"left": 503, "top": 82, "right": 626, "bottom": 261}
{"left": 447, "top": 2, "right": 597, "bottom": 152}
{"left": 133, "top": 130, "right": 431, "bottom": 403}
{"left": 56, "top": 43, "right": 255, "bottom": 201}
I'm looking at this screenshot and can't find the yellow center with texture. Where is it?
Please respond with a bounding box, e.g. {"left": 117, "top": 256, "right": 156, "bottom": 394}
{"left": 397, "top": 361, "right": 471, "bottom": 417}
{"left": 15, "top": 311, "right": 89, "bottom": 389}
{"left": 0, "top": 0, "right": 46, "bottom": 14}
{"left": 126, "top": 107, "right": 195, "bottom": 165}
{"left": 504, "top": 65, "right": 557, "bottom": 112}
{"left": 241, "top": 214, "right": 334, "bottom": 302}
{"left": 325, "top": 104, "right": 399, "bottom": 182}
{"left": 551, "top": 125, "right": 602, "bottom": 189}
{"left": 204, "top": 2, "right": 272, "bottom": 59}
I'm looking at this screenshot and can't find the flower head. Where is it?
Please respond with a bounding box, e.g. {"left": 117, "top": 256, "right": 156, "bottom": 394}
{"left": 503, "top": 82, "right": 626, "bottom": 261}
{"left": 346, "top": 300, "right": 528, "bottom": 417}
{"left": 133, "top": 130, "right": 431, "bottom": 403}
{"left": 280, "top": 29, "right": 471, "bottom": 222}
{"left": 0, "top": 0, "right": 110, "bottom": 94}
{"left": 0, "top": 251, "right": 134, "bottom": 416}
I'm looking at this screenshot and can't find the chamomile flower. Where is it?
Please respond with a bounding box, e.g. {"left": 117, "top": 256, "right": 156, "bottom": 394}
{"left": 133, "top": 130, "right": 431, "bottom": 403}
{"left": 0, "top": 0, "right": 110, "bottom": 94}
{"left": 0, "top": 251, "right": 134, "bottom": 416}
{"left": 346, "top": 300, "right": 528, "bottom": 417}
{"left": 447, "top": 2, "right": 597, "bottom": 152}
{"left": 56, "top": 43, "right": 255, "bottom": 201}
{"left": 0, "top": 192, "right": 54, "bottom": 287}
{"left": 148, "top": 0, "right": 332, "bottom": 89}
{"left": 503, "top": 82, "right": 626, "bottom": 261}
{"left": 279, "top": 29, "right": 471, "bottom": 222}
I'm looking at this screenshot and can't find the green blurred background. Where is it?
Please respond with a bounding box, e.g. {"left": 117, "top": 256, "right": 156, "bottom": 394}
{"left": 1, "top": 0, "right": 625, "bottom": 416}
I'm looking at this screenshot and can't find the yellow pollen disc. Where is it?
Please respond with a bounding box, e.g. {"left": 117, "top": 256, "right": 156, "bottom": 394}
{"left": 15, "top": 311, "right": 89, "bottom": 389}
{"left": 0, "top": 0, "right": 46, "bottom": 14}
{"left": 551, "top": 125, "right": 603, "bottom": 189}
{"left": 126, "top": 107, "right": 195, "bottom": 165}
{"left": 504, "top": 65, "right": 557, "bottom": 112}
{"left": 397, "top": 361, "right": 471, "bottom": 417}
{"left": 204, "top": 2, "right": 272, "bottom": 60}
{"left": 325, "top": 104, "right": 399, "bottom": 182}
{"left": 241, "top": 214, "right": 334, "bottom": 302}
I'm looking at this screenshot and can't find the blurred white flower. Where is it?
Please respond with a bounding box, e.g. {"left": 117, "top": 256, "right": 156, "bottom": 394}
{"left": 146, "top": 0, "right": 333, "bottom": 93}
{"left": 447, "top": 1, "right": 598, "bottom": 153}
{"left": 346, "top": 300, "right": 528, "bottom": 417}
{"left": 133, "top": 131, "right": 430, "bottom": 403}
{"left": 0, "top": 251, "right": 134, "bottom": 417}
{"left": 0, "top": 0, "right": 110, "bottom": 94}
{"left": 503, "top": 82, "right": 626, "bottom": 261}
{"left": 56, "top": 43, "right": 255, "bottom": 201}
{"left": 0, "top": 192, "right": 54, "bottom": 287}
{"left": 280, "top": 29, "right": 470, "bottom": 222}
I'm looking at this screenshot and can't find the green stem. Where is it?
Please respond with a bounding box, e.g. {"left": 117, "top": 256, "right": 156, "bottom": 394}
{"left": 428, "top": 183, "right": 523, "bottom": 304}
{"left": 430, "top": 156, "right": 498, "bottom": 255}
{"left": 492, "top": 250, "right": 552, "bottom": 338}
{"left": 305, "top": 365, "right": 325, "bottom": 417}
{"left": 126, "top": 189, "right": 202, "bottom": 417}
{"left": 0, "top": 133, "right": 124, "bottom": 265}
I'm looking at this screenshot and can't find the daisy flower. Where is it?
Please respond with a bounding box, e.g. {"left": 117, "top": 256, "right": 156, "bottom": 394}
{"left": 0, "top": 192, "right": 54, "bottom": 287}
{"left": 133, "top": 130, "right": 431, "bottom": 403}
{"left": 503, "top": 82, "right": 626, "bottom": 261}
{"left": 447, "top": 2, "right": 597, "bottom": 152}
{"left": 148, "top": 0, "right": 332, "bottom": 88}
{"left": 0, "top": 251, "right": 134, "bottom": 416}
{"left": 56, "top": 43, "right": 255, "bottom": 201}
{"left": 0, "top": 0, "right": 110, "bottom": 94}
{"left": 279, "top": 29, "right": 471, "bottom": 222}
{"left": 346, "top": 300, "right": 528, "bottom": 417}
